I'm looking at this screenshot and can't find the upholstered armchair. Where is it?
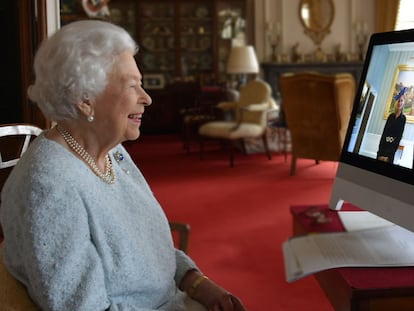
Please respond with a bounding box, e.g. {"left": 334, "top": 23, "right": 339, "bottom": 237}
{"left": 279, "top": 72, "right": 356, "bottom": 175}
{"left": 198, "top": 79, "right": 278, "bottom": 167}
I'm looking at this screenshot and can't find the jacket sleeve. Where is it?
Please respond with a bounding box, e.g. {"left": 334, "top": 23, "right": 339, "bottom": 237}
{"left": 174, "top": 249, "right": 200, "bottom": 287}
{"left": 2, "top": 176, "right": 111, "bottom": 311}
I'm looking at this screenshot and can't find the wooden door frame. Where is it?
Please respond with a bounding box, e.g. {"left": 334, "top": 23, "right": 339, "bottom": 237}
{"left": 19, "top": 0, "right": 50, "bottom": 129}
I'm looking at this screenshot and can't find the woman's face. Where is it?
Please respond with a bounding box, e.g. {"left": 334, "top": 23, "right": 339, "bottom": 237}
{"left": 93, "top": 51, "right": 152, "bottom": 144}
{"left": 396, "top": 95, "right": 405, "bottom": 113}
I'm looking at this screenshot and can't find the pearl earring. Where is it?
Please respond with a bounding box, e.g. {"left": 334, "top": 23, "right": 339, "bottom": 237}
{"left": 87, "top": 115, "right": 94, "bottom": 122}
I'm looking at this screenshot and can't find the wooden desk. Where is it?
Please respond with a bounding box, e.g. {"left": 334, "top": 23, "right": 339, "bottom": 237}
{"left": 291, "top": 204, "right": 414, "bottom": 311}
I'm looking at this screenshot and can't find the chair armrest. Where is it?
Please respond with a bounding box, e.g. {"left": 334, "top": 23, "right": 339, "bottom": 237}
{"left": 230, "top": 103, "right": 270, "bottom": 129}
{"left": 243, "top": 104, "right": 280, "bottom": 122}
{"left": 242, "top": 102, "right": 270, "bottom": 111}
{"left": 216, "top": 101, "right": 238, "bottom": 111}
{"left": 169, "top": 222, "right": 190, "bottom": 253}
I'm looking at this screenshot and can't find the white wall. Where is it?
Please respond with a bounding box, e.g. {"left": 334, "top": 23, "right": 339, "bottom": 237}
{"left": 254, "top": 0, "right": 376, "bottom": 63}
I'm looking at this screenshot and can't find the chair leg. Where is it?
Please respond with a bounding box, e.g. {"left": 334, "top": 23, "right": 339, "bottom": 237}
{"left": 261, "top": 133, "right": 272, "bottom": 160}
{"left": 239, "top": 139, "right": 247, "bottom": 156}
{"left": 182, "top": 121, "right": 190, "bottom": 154}
{"left": 199, "top": 136, "right": 205, "bottom": 160}
{"left": 277, "top": 127, "right": 283, "bottom": 153}
{"left": 229, "top": 140, "right": 235, "bottom": 168}
{"left": 275, "top": 126, "right": 288, "bottom": 162}
{"left": 185, "top": 121, "right": 198, "bottom": 155}
{"left": 282, "top": 128, "right": 288, "bottom": 162}
{"left": 290, "top": 156, "right": 296, "bottom": 176}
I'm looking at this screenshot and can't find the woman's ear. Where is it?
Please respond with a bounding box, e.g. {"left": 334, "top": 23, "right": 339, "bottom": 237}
{"left": 77, "top": 96, "right": 95, "bottom": 121}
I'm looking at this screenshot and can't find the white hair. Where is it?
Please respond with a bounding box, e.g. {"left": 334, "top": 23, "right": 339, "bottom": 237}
{"left": 28, "top": 20, "right": 138, "bottom": 121}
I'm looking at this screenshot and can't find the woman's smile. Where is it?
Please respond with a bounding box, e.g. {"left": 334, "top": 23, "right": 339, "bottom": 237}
{"left": 128, "top": 113, "right": 142, "bottom": 125}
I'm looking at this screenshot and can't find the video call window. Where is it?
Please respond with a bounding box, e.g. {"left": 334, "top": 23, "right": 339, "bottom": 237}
{"left": 345, "top": 43, "right": 414, "bottom": 170}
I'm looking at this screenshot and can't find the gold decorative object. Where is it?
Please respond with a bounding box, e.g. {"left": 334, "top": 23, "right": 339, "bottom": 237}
{"left": 354, "top": 21, "right": 368, "bottom": 61}
{"left": 298, "top": 0, "right": 335, "bottom": 60}
{"left": 266, "top": 21, "right": 281, "bottom": 62}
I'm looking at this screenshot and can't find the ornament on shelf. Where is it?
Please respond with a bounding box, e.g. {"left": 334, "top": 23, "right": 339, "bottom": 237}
{"left": 291, "top": 43, "right": 302, "bottom": 63}
{"left": 219, "top": 8, "right": 246, "bottom": 44}
{"left": 266, "top": 21, "right": 281, "bottom": 62}
{"left": 82, "top": 0, "right": 111, "bottom": 18}
{"left": 354, "top": 21, "right": 368, "bottom": 61}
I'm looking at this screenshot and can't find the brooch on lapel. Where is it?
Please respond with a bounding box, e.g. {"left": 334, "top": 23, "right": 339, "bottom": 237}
{"left": 113, "top": 151, "right": 129, "bottom": 175}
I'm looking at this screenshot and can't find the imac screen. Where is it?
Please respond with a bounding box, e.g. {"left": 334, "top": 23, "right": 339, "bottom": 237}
{"left": 330, "top": 29, "right": 414, "bottom": 231}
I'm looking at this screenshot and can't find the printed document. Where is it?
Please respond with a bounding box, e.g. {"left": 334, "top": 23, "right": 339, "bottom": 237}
{"left": 283, "top": 225, "right": 414, "bottom": 282}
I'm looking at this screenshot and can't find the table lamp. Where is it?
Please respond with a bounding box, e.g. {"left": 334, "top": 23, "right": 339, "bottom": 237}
{"left": 226, "top": 45, "right": 259, "bottom": 88}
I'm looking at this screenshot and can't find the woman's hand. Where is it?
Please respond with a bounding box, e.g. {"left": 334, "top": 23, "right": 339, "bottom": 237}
{"left": 194, "top": 278, "right": 247, "bottom": 311}
{"left": 180, "top": 270, "right": 247, "bottom": 311}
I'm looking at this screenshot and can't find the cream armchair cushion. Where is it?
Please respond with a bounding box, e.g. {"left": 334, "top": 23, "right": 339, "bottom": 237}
{"left": 216, "top": 80, "right": 276, "bottom": 119}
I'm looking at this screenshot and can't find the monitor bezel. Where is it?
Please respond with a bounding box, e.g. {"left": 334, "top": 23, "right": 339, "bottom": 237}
{"left": 339, "top": 28, "right": 414, "bottom": 186}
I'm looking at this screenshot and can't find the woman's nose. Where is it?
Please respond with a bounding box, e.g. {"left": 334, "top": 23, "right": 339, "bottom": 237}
{"left": 142, "top": 91, "right": 152, "bottom": 106}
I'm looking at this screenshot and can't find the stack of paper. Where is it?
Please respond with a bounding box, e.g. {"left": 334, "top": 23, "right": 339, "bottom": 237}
{"left": 283, "top": 224, "right": 414, "bottom": 283}
{"left": 338, "top": 211, "right": 395, "bottom": 232}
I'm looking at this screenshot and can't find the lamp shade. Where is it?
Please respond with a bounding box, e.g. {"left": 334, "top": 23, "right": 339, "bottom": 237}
{"left": 226, "top": 45, "right": 259, "bottom": 74}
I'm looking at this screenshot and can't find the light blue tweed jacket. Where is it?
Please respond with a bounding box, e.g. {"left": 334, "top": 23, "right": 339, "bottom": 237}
{"left": 0, "top": 134, "right": 198, "bottom": 310}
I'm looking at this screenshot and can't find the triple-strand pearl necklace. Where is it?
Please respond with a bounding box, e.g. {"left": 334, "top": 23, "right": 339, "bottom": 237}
{"left": 56, "top": 125, "right": 116, "bottom": 184}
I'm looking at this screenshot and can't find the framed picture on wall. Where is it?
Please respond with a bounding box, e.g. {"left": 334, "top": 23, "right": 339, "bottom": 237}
{"left": 143, "top": 74, "right": 165, "bottom": 89}
{"left": 385, "top": 65, "right": 414, "bottom": 123}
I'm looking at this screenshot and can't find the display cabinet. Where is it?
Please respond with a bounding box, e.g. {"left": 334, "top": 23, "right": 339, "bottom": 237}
{"left": 108, "top": 0, "right": 252, "bottom": 85}
{"left": 111, "top": 0, "right": 252, "bottom": 133}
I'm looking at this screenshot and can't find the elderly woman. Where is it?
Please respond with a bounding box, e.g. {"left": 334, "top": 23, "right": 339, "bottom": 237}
{"left": 0, "top": 20, "right": 247, "bottom": 311}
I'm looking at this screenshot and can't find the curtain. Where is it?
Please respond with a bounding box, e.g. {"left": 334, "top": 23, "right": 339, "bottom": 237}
{"left": 375, "top": 0, "right": 400, "bottom": 32}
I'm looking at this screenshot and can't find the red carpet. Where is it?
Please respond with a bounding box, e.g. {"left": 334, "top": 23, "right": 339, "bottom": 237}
{"left": 124, "top": 135, "right": 336, "bottom": 311}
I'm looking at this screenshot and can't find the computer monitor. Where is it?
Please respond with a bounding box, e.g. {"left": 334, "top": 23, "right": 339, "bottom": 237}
{"left": 330, "top": 28, "right": 414, "bottom": 232}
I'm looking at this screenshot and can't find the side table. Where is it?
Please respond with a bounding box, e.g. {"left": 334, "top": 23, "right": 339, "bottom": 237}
{"left": 290, "top": 204, "right": 414, "bottom": 311}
